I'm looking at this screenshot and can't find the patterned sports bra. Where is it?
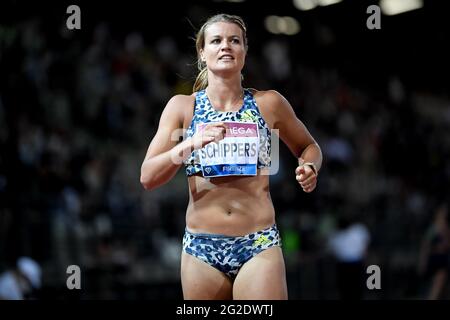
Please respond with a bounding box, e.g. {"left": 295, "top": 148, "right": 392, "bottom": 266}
{"left": 184, "top": 88, "right": 271, "bottom": 177}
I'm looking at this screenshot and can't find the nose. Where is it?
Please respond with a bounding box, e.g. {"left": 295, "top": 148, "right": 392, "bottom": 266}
{"left": 220, "top": 40, "right": 231, "bottom": 50}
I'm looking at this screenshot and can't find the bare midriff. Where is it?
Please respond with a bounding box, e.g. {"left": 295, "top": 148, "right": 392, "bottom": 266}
{"left": 186, "top": 168, "right": 275, "bottom": 236}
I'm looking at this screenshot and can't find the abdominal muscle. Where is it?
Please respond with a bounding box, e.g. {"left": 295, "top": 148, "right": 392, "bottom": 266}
{"left": 185, "top": 169, "right": 275, "bottom": 236}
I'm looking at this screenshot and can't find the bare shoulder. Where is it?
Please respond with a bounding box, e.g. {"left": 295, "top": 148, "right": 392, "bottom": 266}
{"left": 251, "top": 88, "right": 282, "bottom": 99}
{"left": 162, "top": 93, "right": 195, "bottom": 124}
{"left": 250, "top": 89, "right": 293, "bottom": 128}
{"left": 165, "top": 94, "right": 195, "bottom": 111}
{"left": 251, "top": 89, "right": 288, "bottom": 111}
{"left": 249, "top": 88, "right": 279, "bottom": 98}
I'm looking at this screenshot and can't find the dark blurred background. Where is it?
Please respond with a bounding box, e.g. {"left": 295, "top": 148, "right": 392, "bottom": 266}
{"left": 0, "top": 0, "right": 449, "bottom": 299}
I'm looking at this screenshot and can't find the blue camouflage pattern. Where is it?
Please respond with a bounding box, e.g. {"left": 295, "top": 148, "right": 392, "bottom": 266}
{"left": 182, "top": 224, "right": 281, "bottom": 279}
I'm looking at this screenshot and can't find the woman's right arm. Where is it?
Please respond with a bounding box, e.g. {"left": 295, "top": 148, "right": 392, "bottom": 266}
{"left": 140, "top": 95, "right": 193, "bottom": 190}
{"left": 140, "top": 95, "right": 227, "bottom": 191}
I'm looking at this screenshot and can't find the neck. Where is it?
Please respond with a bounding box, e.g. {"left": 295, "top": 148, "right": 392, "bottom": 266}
{"left": 206, "top": 75, "right": 243, "bottom": 111}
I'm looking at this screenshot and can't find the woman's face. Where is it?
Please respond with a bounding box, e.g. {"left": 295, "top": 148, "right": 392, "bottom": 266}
{"left": 201, "top": 21, "right": 246, "bottom": 76}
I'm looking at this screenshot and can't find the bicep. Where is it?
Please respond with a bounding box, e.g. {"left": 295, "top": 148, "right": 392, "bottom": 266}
{"left": 143, "top": 96, "right": 185, "bottom": 160}
{"left": 273, "top": 94, "right": 317, "bottom": 158}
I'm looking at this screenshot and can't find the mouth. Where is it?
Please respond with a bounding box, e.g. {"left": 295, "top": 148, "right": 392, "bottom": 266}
{"left": 219, "top": 55, "right": 234, "bottom": 60}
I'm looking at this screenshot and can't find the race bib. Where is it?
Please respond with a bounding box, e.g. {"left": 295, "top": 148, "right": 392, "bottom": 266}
{"left": 197, "top": 121, "right": 259, "bottom": 178}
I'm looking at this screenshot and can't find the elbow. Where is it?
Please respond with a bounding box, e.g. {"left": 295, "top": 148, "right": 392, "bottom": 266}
{"left": 140, "top": 179, "right": 150, "bottom": 191}
{"left": 140, "top": 160, "right": 156, "bottom": 190}
{"left": 140, "top": 159, "right": 177, "bottom": 191}
{"left": 140, "top": 174, "right": 154, "bottom": 191}
{"left": 141, "top": 182, "right": 152, "bottom": 191}
{"left": 141, "top": 172, "right": 165, "bottom": 191}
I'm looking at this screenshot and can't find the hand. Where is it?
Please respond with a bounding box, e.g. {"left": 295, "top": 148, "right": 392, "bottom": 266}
{"left": 295, "top": 161, "right": 318, "bottom": 193}
{"left": 191, "top": 122, "right": 227, "bottom": 150}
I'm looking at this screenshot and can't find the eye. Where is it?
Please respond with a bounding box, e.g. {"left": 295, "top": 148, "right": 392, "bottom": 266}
{"left": 211, "top": 38, "right": 220, "bottom": 44}
{"left": 231, "top": 38, "right": 240, "bottom": 44}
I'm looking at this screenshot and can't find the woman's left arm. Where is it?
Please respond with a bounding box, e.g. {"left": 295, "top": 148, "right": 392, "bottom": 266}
{"left": 262, "top": 90, "right": 323, "bottom": 193}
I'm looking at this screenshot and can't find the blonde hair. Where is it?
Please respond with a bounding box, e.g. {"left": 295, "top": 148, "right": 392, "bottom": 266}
{"left": 193, "top": 14, "right": 248, "bottom": 92}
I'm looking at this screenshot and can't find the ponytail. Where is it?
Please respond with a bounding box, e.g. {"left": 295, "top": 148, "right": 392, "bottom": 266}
{"left": 193, "top": 67, "right": 208, "bottom": 92}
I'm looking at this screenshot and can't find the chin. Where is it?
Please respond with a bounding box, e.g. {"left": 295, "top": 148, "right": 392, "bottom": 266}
{"left": 211, "top": 66, "right": 242, "bottom": 76}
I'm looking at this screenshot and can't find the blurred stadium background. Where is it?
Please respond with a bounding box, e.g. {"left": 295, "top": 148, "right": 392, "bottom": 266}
{"left": 0, "top": 0, "right": 449, "bottom": 299}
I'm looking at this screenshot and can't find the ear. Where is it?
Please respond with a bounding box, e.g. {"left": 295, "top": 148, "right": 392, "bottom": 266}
{"left": 200, "top": 49, "right": 206, "bottom": 62}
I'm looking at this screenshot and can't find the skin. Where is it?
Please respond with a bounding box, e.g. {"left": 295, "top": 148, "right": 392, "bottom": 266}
{"left": 141, "top": 21, "right": 322, "bottom": 300}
